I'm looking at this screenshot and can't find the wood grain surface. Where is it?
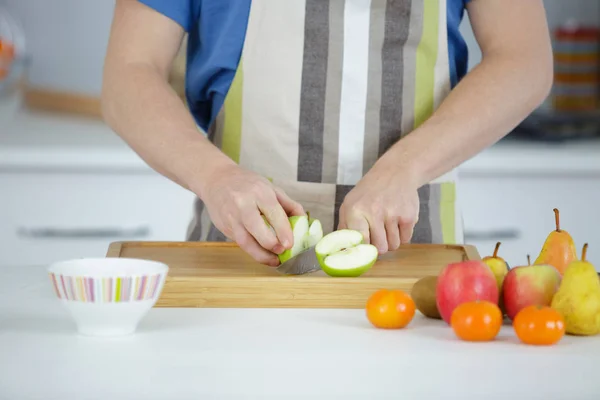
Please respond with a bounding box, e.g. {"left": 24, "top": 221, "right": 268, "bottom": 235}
{"left": 106, "top": 241, "right": 481, "bottom": 309}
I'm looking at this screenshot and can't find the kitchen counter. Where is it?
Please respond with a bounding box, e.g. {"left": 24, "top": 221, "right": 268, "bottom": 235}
{"left": 0, "top": 110, "right": 148, "bottom": 172}
{"left": 1, "top": 266, "right": 599, "bottom": 399}
{"left": 2, "top": 109, "right": 600, "bottom": 175}
{"left": 460, "top": 137, "right": 600, "bottom": 176}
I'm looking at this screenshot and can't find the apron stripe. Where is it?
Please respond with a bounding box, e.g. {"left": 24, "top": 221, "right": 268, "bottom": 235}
{"left": 187, "top": 199, "right": 226, "bottom": 242}
{"left": 433, "top": 0, "right": 451, "bottom": 109}
{"left": 413, "top": 185, "right": 432, "bottom": 243}
{"left": 440, "top": 182, "right": 457, "bottom": 244}
{"left": 378, "top": 0, "right": 411, "bottom": 158}
{"left": 207, "top": 223, "right": 229, "bottom": 242}
{"left": 336, "top": 0, "right": 372, "bottom": 185}
{"left": 414, "top": 0, "right": 439, "bottom": 129}
{"left": 428, "top": 183, "right": 444, "bottom": 243}
{"left": 221, "top": 60, "right": 244, "bottom": 163}
{"left": 187, "top": 198, "right": 205, "bottom": 241}
{"left": 334, "top": 184, "right": 354, "bottom": 230}
{"left": 321, "top": 0, "right": 345, "bottom": 184}
{"left": 238, "top": 1, "right": 304, "bottom": 182}
{"left": 297, "top": 0, "right": 330, "bottom": 183}
{"left": 362, "top": 0, "right": 385, "bottom": 176}
{"left": 401, "top": 0, "right": 424, "bottom": 135}
{"left": 210, "top": 106, "right": 225, "bottom": 149}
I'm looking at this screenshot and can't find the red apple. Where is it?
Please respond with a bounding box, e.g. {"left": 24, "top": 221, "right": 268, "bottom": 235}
{"left": 502, "top": 261, "right": 561, "bottom": 320}
{"left": 436, "top": 260, "right": 499, "bottom": 324}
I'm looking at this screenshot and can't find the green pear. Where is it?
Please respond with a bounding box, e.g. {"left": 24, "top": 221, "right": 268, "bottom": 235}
{"left": 276, "top": 215, "right": 323, "bottom": 263}
{"left": 551, "top": 243, "right": 600, "bottom": 336}
{"left": 315, "top": 229, "right": 378, "bottom": 277}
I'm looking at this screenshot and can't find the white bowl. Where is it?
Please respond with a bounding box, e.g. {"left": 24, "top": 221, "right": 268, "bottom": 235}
{"left": 47, "top": 258, "right": 169, "bottom": 337}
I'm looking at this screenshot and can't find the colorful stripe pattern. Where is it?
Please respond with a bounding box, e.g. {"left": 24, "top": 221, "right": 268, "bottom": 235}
{"left": 551, "top": 26, "right": 600, "bottom": 112}
{"left": 48, "top": 273, "right": 164, "bottom": 303}
{"left": 189, "top": 0, "right": 462, "bottom": 244}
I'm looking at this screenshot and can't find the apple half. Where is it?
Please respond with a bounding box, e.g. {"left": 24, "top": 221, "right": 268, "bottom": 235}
{"left": 277, "top": 215, "right": 323, "bottom": 263}
{"left": 315, "top": 229, "right": 378, "bottom": 277}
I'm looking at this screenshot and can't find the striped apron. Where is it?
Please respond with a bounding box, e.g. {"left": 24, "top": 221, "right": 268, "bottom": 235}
{"left": 187, "top": 0, "right": 464, "bottom": 245}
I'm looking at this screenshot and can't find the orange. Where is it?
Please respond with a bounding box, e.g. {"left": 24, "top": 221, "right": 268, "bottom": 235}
{"left": 513, "top": 305, "right": 565, "bottom": 345}
{"left": 366, "top": 289, "right": 415, "bottom": 329}
{"left": 450, "top": 300, "right": 502, "bottom": 342}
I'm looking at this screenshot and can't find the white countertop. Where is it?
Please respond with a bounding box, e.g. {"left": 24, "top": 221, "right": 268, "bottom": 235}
{"left": 0, "top": 110, "right": 149, "bottom": 172}
{"left": 1, "top": 265, "right": 599, "bottom": 399}
{"left": 2, "top": 109, "right": 600, "bottom": 175}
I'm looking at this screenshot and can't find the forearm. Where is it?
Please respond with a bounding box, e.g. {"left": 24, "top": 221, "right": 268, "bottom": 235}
{"left": 380, "top": 52, "right": 553, "bottom": 187}
{"left": 101, "top": 62, "right": 235, "bottom": 196}
{"left": 376, "top": 0, "right": 554, "bottom": 187}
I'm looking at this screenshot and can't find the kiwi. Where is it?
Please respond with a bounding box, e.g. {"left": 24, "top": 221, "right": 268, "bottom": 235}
{"left": 411, "top": 275, "right": 441, "bottom": 319}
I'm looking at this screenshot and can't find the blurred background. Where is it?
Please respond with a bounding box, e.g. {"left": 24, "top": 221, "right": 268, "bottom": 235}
{"left": 0, "top": 0, "right": 599, "bottom": 269}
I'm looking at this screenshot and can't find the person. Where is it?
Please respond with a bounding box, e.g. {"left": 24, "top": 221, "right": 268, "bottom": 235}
{"left": 101, "top": 0, "right": 553, "bottom": 267}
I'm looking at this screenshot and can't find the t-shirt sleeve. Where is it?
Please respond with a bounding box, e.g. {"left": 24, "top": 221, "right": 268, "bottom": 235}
{"left": 138, "top": 0, "right": 193, "bottom": 32}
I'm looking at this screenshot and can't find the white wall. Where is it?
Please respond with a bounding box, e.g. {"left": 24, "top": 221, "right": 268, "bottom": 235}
{"left": 2, "top": 0, "right": 599, "bottom": 95}
{"left": 2, "top": 0, "right": 115, "bottom": 95}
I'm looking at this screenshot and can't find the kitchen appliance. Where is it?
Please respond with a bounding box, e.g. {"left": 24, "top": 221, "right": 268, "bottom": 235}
{"left": 106, "top": 241, "right": 481, "bottom": 309}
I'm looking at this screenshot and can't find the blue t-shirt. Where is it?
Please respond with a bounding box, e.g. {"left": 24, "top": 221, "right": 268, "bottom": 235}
{"left": 140, "top": 0, "right": 471, "bottom": 133}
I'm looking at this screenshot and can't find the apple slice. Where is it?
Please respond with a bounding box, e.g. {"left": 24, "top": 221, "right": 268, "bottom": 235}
{"left": 277, "top": 215, "right": 324, "bottom": 263}
{"left": 306, "top": 218, "right": 323, "bottom": 248}
{"left": 315, "top": 229, "right": 378, "bottom": 277}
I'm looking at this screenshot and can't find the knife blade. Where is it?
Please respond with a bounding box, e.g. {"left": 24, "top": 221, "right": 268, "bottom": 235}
{"left": 275, "top": 245, "right": 321, "bottom": 275}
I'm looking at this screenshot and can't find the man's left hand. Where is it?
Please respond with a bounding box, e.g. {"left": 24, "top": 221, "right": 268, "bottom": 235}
{"left": 338, "top": 161, "right": 420, "bottom": 254}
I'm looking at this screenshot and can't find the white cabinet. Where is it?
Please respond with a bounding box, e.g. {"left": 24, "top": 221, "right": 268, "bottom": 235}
{"left": 459, "top": 174, "right": 600, "bottom": 271}
{"left": 0, "top": 171, "right": 196, "bottom": 267}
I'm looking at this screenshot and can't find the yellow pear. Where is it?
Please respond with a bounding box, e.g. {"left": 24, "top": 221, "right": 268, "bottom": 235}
{"left": 551, "top": 243, "right": 600, "bottom": 336}
{"left": 482, "top": 241, "right": 509, "bottom": 291}
{"left": 534, "top": 208, "right": 577, "bottom": 275}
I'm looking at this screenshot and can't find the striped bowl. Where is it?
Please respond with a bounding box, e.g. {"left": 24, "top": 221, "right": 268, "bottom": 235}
{"left": 47, "top": 258, "right": 169, "bottom": 337}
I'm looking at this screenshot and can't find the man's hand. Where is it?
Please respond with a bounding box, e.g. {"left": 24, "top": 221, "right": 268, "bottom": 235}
{"left": 200, "top": 163, "right": 305, "bottom": 266}
{"left": 338, "top": 160, "right": 419, "bottom": 254}
{"left": 102, "top": 1, "right": 306, "bottom": 266}
{"left": 340, "top": 0, "right": 552, "bottom": 249}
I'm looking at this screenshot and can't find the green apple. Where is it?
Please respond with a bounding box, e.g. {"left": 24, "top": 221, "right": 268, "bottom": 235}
{"left": 277, "top": 215, "right": 323, "bottom": 263}
{"left": 315, "top": 229, "right": 378, "bottom": 277}
{"left": 306, "top": 217, "right": 323, "bottom": 247}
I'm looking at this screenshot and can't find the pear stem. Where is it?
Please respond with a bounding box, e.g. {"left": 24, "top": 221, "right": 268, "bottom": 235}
{"left": 553, "top": 208, "right": 561, "bottom": 232}
{"left": 306, "top": 211, "right": 310, "bottom": 221}
{"left": 493, "top": 242, "right": 501, "bottom": 258}
{"left": 582, "top": 243, "right": 588, "bottom": 262}
{"left": 527, "top": 254, "right": 531, "bottom": 266}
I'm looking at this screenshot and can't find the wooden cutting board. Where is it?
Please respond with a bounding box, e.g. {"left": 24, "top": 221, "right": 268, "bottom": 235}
{"left": 106, "top": 241, "right": 481, "bottom": 309}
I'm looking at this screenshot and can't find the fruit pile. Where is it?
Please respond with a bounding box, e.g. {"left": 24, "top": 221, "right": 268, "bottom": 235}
{"left": 366, "top": 208, "right": 600, "bottom": 346}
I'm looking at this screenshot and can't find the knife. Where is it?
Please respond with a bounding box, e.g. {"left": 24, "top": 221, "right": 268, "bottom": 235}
{"left": 275, "top": 245, "right": 321, "bottom": 275}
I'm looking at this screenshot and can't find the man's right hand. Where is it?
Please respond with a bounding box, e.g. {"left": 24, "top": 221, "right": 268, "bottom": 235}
{"left": 199, "top": 163, "right": 305, "bottom": 266}
{"left": 102, "top": 1, "right": 304, "bottom": 266}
